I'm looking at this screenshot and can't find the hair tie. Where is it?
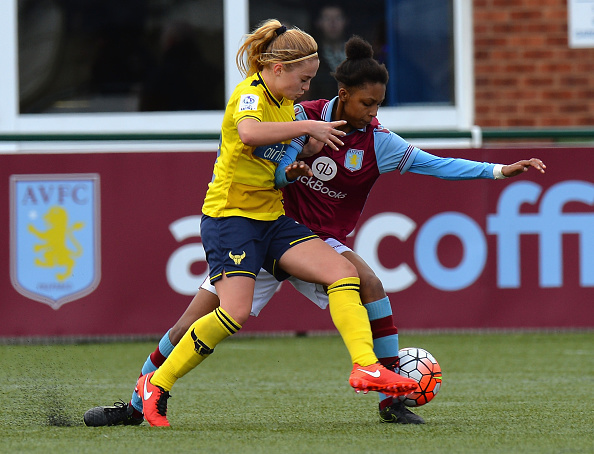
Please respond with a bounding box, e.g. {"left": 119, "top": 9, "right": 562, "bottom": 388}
{"left": 275, "top": 25, "right": 287, "bottom": 36}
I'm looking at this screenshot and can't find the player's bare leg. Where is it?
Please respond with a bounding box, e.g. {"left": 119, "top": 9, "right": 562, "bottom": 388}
{"left": 169, "top": 288, "right": 221, "bottom": 344}
{"left": 342, "top": 250, "right": 425, "bottom": 424}
{"left": 84, "top": 288, "right": 220, "bottom": 426}
{"left": 279, "top": 239, "right": 418, "bottom": 397}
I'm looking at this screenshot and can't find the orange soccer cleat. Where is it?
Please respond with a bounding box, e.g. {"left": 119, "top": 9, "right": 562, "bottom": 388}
{"left": 136, "top": 372, "right": 171, "bottom": 427}
{"left": 349, "top": 363, "right": 419, "bottom": 397}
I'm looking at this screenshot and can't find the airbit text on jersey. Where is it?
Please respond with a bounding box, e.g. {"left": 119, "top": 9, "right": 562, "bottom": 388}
{"left": 253, "top": 143, "right": 288, "bottom": 163}
{"left": 297, "top": 175, "right": 347, "bottom": 198}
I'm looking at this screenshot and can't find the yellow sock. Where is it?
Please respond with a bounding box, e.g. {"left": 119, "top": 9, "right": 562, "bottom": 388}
{"left": 151, "top": 307, "right": 241, "bottom": 390}
{"left": 327, "top": 277, "right": 377, "bottom": 367}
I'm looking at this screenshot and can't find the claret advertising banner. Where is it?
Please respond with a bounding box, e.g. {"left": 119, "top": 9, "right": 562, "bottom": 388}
{"left": 1, "top": 148, "right": 593, "bottom": 339}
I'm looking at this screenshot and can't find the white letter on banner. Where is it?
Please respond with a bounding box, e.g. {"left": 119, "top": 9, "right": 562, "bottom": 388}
{"left": 354, "top": 212, "right": 417, "bottom": 293}
{"left": 166, "top": 216, "right": 208, "bottom": 295}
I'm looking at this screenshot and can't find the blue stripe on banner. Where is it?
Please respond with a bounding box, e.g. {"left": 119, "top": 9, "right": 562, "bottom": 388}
{"left": 364, "top": 297, "right": 393, "bottom": 321}
{"left": 373, "top": 334, "right": 399, "bottom": 360}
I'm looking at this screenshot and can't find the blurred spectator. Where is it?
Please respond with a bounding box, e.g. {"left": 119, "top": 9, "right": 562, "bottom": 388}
{"left": 139, "top": 21, "right": 222, "bottom": 111}
{"left": 306, "top": 4, "right": 349, "bottom": 101}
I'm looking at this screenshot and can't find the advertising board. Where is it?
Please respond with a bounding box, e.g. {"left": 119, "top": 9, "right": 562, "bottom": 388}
{"left": 1, "top": 148, "right": 592, "bottom": 338}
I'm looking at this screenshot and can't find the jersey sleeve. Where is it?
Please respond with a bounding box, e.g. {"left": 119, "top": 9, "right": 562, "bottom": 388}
{"left": 408, "top": 149, "right": 496, "bottom": 180}
{"left": 374, "top": 129, "right": 421, "bottom": 174}
{"left": 274, "top": 103, "right": 309, "bottom": 188}
{"left": 232, "top": 86, "right": 265, "bottom": 126}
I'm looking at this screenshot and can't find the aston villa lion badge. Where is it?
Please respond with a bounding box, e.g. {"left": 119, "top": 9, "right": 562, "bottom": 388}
{"left": 10, "top": 174, "right": 101, "bottom": 309}
{"left": 344, "top": 148, "right": 364, "bottom": 172}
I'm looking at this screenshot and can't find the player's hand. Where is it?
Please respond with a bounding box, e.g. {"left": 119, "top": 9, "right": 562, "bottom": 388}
{"left": 285, "top": 161, "right": 312, "bottom": 182}
{"left": 297, "top": 137, "right": 324, "bottom": 159}
{"left": 307, "top": 120, "right": 347, "bottom": 151}
{"left": 502, "top": 158, "right": 546, "bottom": 177}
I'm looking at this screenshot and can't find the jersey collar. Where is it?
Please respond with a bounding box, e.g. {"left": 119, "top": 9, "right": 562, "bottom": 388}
{"left": 253, "top": 72, "right": 283, "bottom": 108}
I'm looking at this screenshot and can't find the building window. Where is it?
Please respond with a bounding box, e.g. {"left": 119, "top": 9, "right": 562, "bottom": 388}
{"left": 385, "top": 0, "right": 454, "bottom": 106}
{"left": 249, "top": 0, "right": 455, "bottom": 107}
{"left": 18, "top": 0, "right": 225, "bottom": 114}
{"left": 2, "top": 0, "right": 471, "bottom": 134}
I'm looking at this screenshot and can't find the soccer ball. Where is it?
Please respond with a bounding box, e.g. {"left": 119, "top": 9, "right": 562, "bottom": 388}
{"left": 396, "top": 347, "right": 442, "bottom": 407}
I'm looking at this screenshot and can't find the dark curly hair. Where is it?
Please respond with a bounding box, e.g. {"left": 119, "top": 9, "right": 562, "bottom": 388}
{"left": 333, "top": 36, "right": 389, "bottom": 88}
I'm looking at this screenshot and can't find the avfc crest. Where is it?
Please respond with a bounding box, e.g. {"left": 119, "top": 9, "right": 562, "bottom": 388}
{"left": 344, "top": 148, "right": 364, "bottom": 172}
{"left": 10, "top": 174, "right": 101, "bottom": 309}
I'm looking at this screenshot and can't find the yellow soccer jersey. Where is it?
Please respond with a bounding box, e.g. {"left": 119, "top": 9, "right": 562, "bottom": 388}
{"left": 202, "top": 73, "right": 295, "bottom": 221}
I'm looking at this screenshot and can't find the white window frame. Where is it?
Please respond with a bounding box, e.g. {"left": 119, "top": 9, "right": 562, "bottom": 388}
{"left": 0, "top": 0, "right": 473, "bottom": 137}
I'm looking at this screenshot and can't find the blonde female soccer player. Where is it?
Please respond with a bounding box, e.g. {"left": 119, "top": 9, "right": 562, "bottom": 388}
{"left": 134, "top": 20, "right": 418, "bottom": 427}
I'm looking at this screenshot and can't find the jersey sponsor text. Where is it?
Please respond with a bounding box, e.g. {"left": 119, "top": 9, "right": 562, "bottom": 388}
{"left": 296, "top": 175, "right": 347, "bottom": 199}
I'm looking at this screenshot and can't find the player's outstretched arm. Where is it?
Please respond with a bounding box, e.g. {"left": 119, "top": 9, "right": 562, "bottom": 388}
{"left": 501, "top": 158, "right": 546, "bottom": 178}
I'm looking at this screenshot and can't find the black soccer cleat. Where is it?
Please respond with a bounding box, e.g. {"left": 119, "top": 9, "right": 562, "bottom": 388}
{"left": 83, "top": 400, "right": 144, "bottom": 427}
{"left": 379, "top": 401, "right": 425, "bottom": 424}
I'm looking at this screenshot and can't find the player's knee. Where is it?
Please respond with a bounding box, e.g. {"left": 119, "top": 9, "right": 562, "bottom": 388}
{"left": 336, "top": 257, "right": 358, "bottom": 280}
{"left": 169, "top": 319, "right": 193, "bottom": 345}
{"left": 359, "top": 272, "right": 386, "bottom": 302}
{"left": 225, "top": 308, "right": 250, "bottom": 326}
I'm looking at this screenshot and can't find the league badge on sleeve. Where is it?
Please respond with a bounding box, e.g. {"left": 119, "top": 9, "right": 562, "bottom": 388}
{"left": 239, "top": 94, "right": 259, "bottom": 111}
{"left": 10, "top": 174, "right": 101, "bottom": 309}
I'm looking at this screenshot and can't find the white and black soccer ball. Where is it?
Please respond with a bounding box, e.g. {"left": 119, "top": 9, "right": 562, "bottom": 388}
{"left": 397, "top": 347, "right": 442, "bottom": 407}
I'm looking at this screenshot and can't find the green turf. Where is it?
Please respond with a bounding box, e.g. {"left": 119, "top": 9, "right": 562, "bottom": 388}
{"left": 1, "top": 332, "right": 593, "bottom": 453}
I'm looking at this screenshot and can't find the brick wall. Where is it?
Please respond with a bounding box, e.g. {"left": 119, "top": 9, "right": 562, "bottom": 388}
{"left": 474, "top": 0, "right": 594, "bottom": 127}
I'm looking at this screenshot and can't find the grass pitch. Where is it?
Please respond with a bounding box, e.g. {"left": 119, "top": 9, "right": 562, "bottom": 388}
{"left": 1, "top": 331, "right": 592, "bottom": 453}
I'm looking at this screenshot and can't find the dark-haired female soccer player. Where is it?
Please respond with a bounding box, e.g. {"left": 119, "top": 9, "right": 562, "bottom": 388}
{"left": 84, "top": 35, "right": 545, "bottom": 427}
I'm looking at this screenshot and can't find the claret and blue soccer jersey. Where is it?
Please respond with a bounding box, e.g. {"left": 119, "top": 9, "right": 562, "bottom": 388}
{"left": 278, "top": 96, "right": 497, "bottom": 243}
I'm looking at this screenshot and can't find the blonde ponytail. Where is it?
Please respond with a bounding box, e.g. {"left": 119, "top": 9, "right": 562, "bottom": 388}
{"left": 236, "top": 19, "right": 318, "bottom": 77}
